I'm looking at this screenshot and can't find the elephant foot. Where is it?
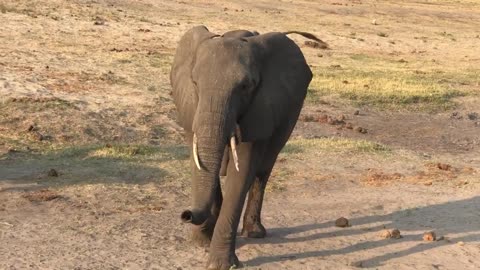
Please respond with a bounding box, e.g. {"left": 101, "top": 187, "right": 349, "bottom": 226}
{"left": 241, "top": 221, "right": 266, "bottom": 238}
{"left": 191, "top": 218, "right": 216, "bottom": 247}
{"left": 206, "top": 253, "right": 240, "bottom": 270}
{"left": 191, "top": 228, "right": 212, "bottom": 247}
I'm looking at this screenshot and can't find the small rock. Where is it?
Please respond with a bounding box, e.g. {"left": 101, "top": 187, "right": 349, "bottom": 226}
{"left": 457, "top": 241, "right": 465, "bottom": 246}
{"left": 27, "top": 125, "right": 35, "bottom": 132}
{"left": 371, "top": 19, "right": 378, "bottom": 25}
{"left": 355, "top": 126, "right": 368, "bottom": 134}
{"left": 345, "top": 122, "right": 354, "bottom": 129}
{"left": 450, "top": 111, "right": 462, "bottom": 120}
{"left": 36, "top": 132, "right": 44, "bottom": 141}
{"left": 335, "top": 217, "right": 349, "bottom": 227}
{"left": 423, "top": 231, "right": 436, "bottom": 241}
{"left": 300, "top": 114, "right": 316, "bottom": 122}
{"left": 342, "top": 80, "right": 349, "bottom": 84}
{"left": 93, "top": 16, "right": 106, "bottom": 25}
{"left": 354, "top": 110, "right": 360, "bottom": 115}
{"left": 304, "top": 40, "right": 329, "bottom": 50}
{"left": 317, "top": 114, "right": 329, "bottom": 123}
{"left": 349, "top": 261, "right": 363, "bottom": 268}
{"left": 467, "top": 112, "right": 478, "bottom": 120}
{"left": 437, "top": 163, "right": 451, "bottom": 171}
{"left": 436, "top": 236, "right": 445, "bottom": 241}
{"left": 48, "top": 169, "right": 58, "bottom": 177}
{"left": 327, "top": 116, "right": 345, "bottom": 125}
{"left": 380, "top": 229, "right": 402, "bottom": 239}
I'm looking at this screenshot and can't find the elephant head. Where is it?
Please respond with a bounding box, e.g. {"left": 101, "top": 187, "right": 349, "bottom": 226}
{"left": 170, "top": 26, "right": 314, "bottom": 225}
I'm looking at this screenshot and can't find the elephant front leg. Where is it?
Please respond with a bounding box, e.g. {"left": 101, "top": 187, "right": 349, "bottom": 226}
{"left": 207, "top": 142, "right": 257, "bottom": 270}
{"left": 191, "top": 183, "right": 223, "bottom": 248}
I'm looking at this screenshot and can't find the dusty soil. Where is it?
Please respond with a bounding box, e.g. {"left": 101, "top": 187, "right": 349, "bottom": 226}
{"left": 1, "top": 0, "right": 480, "bottom": 269}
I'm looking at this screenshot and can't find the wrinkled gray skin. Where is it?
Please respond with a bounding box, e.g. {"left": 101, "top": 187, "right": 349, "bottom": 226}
{"left": 170, "top": 25, "right": 317, "bottom": 270}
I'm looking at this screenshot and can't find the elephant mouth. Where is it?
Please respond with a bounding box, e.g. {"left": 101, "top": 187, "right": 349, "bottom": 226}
{"left": 192, "top": 124, "right": 242, "bottom": 172}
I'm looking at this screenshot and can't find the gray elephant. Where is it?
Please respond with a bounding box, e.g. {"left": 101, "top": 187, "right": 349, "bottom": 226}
{"left": 170, "top": 25, "right": 323, "bottom": 270}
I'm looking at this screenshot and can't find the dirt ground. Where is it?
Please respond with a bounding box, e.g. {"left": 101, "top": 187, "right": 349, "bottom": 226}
{"left": 1, "top": 0, "right": 479, "bottom": 269}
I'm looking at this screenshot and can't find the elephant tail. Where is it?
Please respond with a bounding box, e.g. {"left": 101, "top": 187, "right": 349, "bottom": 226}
{"left": 283, "top": 31, "right": 329, "bottom": 48}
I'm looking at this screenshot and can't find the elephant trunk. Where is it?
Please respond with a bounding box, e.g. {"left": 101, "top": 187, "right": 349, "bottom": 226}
{"left": 181, "top": 102, "right": 236, "bottom": 225}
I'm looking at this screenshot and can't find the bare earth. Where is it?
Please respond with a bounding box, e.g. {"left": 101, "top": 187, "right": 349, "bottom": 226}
{"left": 1, "top": 0, "right": 479, "bottom": 269}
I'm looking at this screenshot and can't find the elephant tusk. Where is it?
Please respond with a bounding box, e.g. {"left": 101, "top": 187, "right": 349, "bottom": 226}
{"left": 230, "top": 135, "right": 240, "bottom": 172}
{"left": 193, "top": 133, "right": 202, "bottom": 170}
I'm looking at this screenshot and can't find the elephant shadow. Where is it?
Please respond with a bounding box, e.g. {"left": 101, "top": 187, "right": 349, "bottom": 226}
{"left": 239, "top": 196, "right": 480, "bottom": 268}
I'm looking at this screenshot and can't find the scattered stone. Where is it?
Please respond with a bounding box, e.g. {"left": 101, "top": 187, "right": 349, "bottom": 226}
{"left": 299, "top": 114, "right": 316, "bottom": 122}
{"left": 327, "top": 116, "right": 345, "bottom": 125}
{"left": 349, "top": 261, "right": 363, "bottom": 268}
{"left": 436, "top": 163, "right": 451, "bottom": 171}
{"left": 342, "top": 80, "right": 349, "bottom": 84}
{"left": 467, "top": 112, "right": 478, "bottom": 120}
{"left": 317, "top": 114, "right": 329, "bottom": 123}
{"left": 317, "top": 53, "right": 323, "bottom": 57}
{"left": 450, "top": 111, "right": 462, "bottom": 120}
{"left": 380, "top": 229, "right": 402, "bottom": 239}
{"left": 436, "top": 236, "right": 445, "bottom": 241}
{"left": 330, "top": 64, "right": 342, "bottom": 69}
{"left": 35, "top": 132, "right": 44, "bottom": 141}
{"left": 457, "top": 241, "right": 465, "bottom": 246}
{"left": 354, "top": 110, "right": 360, "bottom": 115}
{"left": 423, "top": 231, "right": 436, "bottom": 241}
{"left": 93, "top": 16, "right": 106, "bottom": 25}
{"left": 345, "top": 122, "right": 354, "bottom": 129}
{"left": 48, "top": 169, "right": 59, "bottom": 177}
{"left": 355, "top": 126, "right": 368, "bottom": 134}
{"left": 27, "top": 125, "right": 35, "bottom": 132}
{"left": 304, "top": 40, "right": 329, "bottom": 50}
{"left": 371, "top": 19, "right": 378, "bottom": 25}
{"left": 335, "top": 217, "right": 349, "bottom": 227}
{"left": 22, "top": 189, "right": 61, "bottom": 202}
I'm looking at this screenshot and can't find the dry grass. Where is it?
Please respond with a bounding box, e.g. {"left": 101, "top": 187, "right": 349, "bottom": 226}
{"left": 282, "top": 137, "right": 390, "bottom": 155}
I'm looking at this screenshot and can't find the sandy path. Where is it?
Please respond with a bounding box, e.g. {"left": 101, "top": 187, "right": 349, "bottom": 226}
{"left": 1, "top": 176, "right": 479, "bottom": 270}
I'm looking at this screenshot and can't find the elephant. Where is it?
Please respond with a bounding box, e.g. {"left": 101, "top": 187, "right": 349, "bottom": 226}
{"left": 170, "top": 25, "right": 324, "bottom": 269}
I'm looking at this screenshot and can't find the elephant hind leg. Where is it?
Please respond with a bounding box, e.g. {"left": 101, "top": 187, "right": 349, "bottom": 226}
{"left": 241, "top": 173, "right": 269, "bottom": 238}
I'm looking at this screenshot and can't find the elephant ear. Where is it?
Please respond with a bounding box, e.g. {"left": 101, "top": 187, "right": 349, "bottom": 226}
{"left": 170, "top": 26, "right": 218, "bottom": 131}
{"left": 239, "top": 33, "right": 313, "bottom": 141}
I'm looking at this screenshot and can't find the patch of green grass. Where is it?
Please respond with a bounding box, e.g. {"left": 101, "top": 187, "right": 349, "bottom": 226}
{"left": 0, "top": 97, "right": 74, "bottom": 113}
{"left": 88, "top": 145, "right": 155, "bottom": 159}
{"left": 48, "top": 144, "right": 189, "bottom": 161}
{"left": 307, "top": 63, "right": 476, "bottom": 111}
{"left": 282, "top": 138, "right": 390, "bottom": 155}
{"left": 147, "top": 53, "right": 173, "bottom": 73}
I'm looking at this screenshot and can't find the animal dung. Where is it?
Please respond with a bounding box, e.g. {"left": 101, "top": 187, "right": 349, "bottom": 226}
{"left": 423, "top": 231, "right": 436, "bottom": 241}
{"left": 304, "top": 40, "right": 328, "bottom": 49}
{"left": 380, "top": 229, "right": 402, "bottom": 239}
{"left": 335, "top": 217, "right": 350, "bottom": 227}
{"left": 48, "top": 168, "right": 59, "bottom": 177}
